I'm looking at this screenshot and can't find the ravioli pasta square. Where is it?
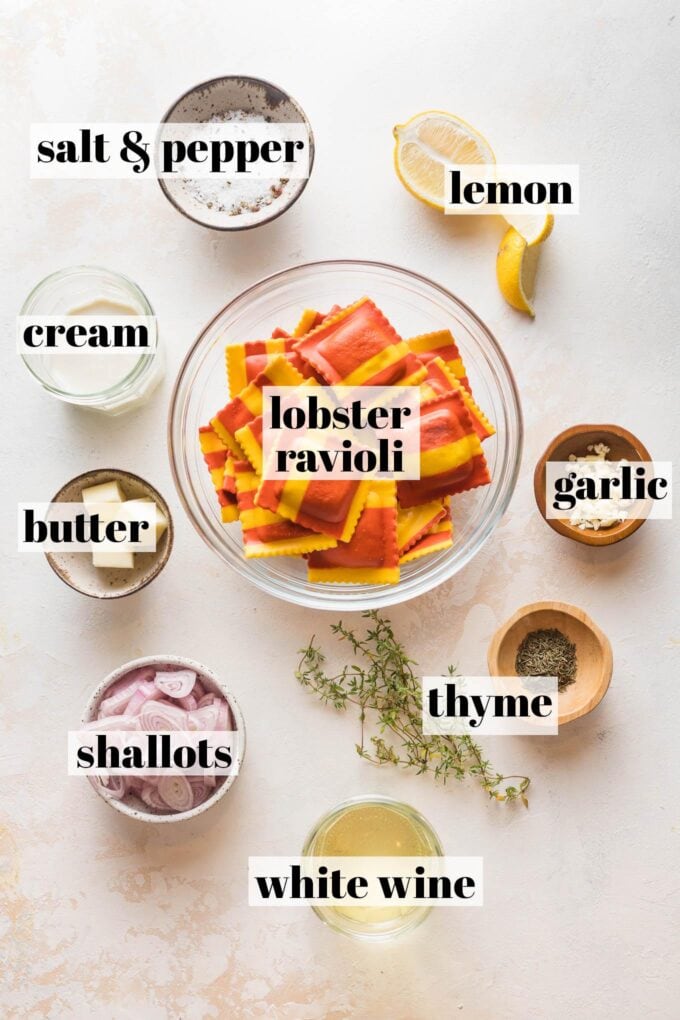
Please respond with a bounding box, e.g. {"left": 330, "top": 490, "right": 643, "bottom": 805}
{"left": 234, "top": 460, "right": 337, "bottom": 558}
{"left": 307, "top": 482, "right": 400, "bottom": 584}
{"left": 294, "top": 298, "right": 425, "bottom": 387}
{"left": 397, "top": 391, "right": 490, "bottom": 507}
{"left": 406, "top": 328, "right": 470, "bottom": 392}
{"left": 256, "top": 475, "right": 371, "bottom": 542}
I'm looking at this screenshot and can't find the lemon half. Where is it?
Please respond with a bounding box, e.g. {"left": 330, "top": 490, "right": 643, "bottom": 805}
{"left": 394, "top": 111, "right": 495, "bottom": 210}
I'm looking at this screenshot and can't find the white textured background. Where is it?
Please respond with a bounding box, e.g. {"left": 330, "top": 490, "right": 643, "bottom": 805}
{"left": 2, "top": 1, "right": 679, "bottom": 1017}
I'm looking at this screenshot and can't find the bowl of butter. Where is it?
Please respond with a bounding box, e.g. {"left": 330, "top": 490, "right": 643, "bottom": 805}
{"left": 46, "top": 468, "right": 173, "bottom": 597}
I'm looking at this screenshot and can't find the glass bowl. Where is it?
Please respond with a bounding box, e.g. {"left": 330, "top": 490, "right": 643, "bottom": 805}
{"left": 301, "top": 795, "right": 444, "bottom": 941}
{"left": 21, "top": 266, "right": 163, "bottom": 415}
{"left": 168, "top": 260, "right": 522, "bottom": 610}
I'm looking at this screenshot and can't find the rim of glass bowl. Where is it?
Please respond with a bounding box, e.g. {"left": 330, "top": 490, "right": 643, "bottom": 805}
{"left": 167, "top": 259, "right": 523, "bottom": 611}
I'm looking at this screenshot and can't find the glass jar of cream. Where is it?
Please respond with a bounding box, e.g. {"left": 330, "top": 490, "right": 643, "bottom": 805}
{"left": 20, "top": 266, "right": 163, "bottom": 415}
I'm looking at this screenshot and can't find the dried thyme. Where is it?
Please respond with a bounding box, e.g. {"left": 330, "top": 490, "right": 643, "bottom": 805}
{"left": 515, "top": 628, "right": 577, "bottom": 690}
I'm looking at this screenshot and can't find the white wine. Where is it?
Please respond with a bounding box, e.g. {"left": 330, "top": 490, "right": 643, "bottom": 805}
{"left": 303, "top": 796, "right": 443, "bottom": 940}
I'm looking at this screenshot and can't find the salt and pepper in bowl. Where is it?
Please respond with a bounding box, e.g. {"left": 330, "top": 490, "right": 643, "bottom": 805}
{"left": 158, "top": 75, "right": 314, "bottom": 230}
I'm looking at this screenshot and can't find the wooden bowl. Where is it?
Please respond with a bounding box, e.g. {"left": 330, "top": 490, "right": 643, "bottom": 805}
{"left": 534, "top": 423, "right": 651, "bottom": 546}
{"left": 487, "top": 601, "right": 613, "bottom": 726}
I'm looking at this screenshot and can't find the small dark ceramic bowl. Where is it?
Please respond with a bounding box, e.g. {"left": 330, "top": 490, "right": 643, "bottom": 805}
{"left": 46, "top": 468, "right": 174, "bottom": 598}
{"left": 158, "top": 75, "right": 314, "bottom": 230}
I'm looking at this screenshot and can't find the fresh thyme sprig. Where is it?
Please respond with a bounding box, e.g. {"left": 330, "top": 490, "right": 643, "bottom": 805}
{"left": 296, "top": 610, "right": 530, "bottom": 805}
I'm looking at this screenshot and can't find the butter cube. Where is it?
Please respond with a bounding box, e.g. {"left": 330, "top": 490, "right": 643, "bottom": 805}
{"left": 87, "top": 500, "right": 135, "bottom": 570}
{"left": 82, "top": 480, "right": 125, "bottom": 506}
{"left": 125, "top": 498, "right": 168, "bottom": 543}
{"left": 92, "top": 547, "right": 135, "bottom": 569}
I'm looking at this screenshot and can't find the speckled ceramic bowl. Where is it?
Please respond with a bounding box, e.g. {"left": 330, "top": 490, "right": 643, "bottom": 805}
{"left": 46, "top": 468, "right": 173, "bottom": 598}
{"left": 158, "top": 75, "right": 314, "bottom": 230}
{"left": 82, "top": 655, "right": 246, "bottom": 823}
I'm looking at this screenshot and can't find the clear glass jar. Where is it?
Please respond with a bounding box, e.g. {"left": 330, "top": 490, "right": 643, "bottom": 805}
{"left": 20, "top": 266, "right": 163, "bottom": 415}
{"left": 301, "top": 795, "right": 445, "bottom": 941}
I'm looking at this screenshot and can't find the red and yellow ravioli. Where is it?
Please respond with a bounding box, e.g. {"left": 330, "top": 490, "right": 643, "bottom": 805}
{"left": 399, "top": 504, "right": 453, "bottom": 564}
{"left": 397, "top": 391, "right": 490, "bottom": 508}
{"left": 198, "top": 426, "right": 239, "bottom": 523}
{"left": 406, "top": 328, "right": 470, "bottom": 392}
{"left": 419, "top": 356, "right": 495, "bottom": 440}
{"left": 294, "top": 298, "right": 426, "bottom": 387}
{"left": 212, "top": 355, "right": 305, "bottom": 455}
{"left": 307, "top": 482, "right": 399, "bottom": 584}
{"left": 255, "top": 474, "right": 371, "bottom": 543}
{"left": 396, "top": 498, "right": 447, "bottom": 556}
{"left": 233, "top": 460, "right": 337, "bottom": 558}
{"left": 199, "top": 296, "right": 496, "bottom": 583}
{"left": 226, "top": 335, "right": 320, "bottom": 397}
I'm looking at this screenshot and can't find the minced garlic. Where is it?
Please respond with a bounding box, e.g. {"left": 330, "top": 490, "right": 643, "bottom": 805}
{"left": 566, "top": 444, "right": 631, "bottom": 530}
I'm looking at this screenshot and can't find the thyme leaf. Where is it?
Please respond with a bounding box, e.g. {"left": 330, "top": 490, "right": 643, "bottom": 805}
{"left": 295, "top": 610, "right": 530, "bottom": 805}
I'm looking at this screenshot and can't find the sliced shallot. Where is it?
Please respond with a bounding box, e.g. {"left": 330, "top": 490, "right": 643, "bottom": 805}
{"left": 154, "top": 669, "right": 196, "bottom": 699}
{"left": 124, "top": 681, "right": 164, "bottom": 717}
{"left": 188, "top": 777, "right": 211, "bottom": 807}
{"left": 216, "top": 699, "right": 233, "bottom": 731}
{"left": 97, "top": 678, "right": 143, "bottom": 717}
{"left": 140, "top": 783, "right": 169, "bottom": 810}
{"left": 97, "top": 666, "right": 157, "bottom": 715}
{"left": 187, "top": 704, "right": 220, "bottom": 731}
{"left": 139, "top": 700, "right": 187, "bottom": 732}
{"left": 84, "top": 714, "right": 140, "bottom": 731}
{"left": 90, "top": 775, "right": 128, "bottom": 800}
{"left": 86, "top": 665, "right": 235, "bottom": 815}
{"left": 158, "top": 775, "right": 193, "bottom": 812}
{"left": 197, "top": 693, "right": 219, "bottom": 709}
{"left": 118, "top": 666, "right": 157, "bottom": 687}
